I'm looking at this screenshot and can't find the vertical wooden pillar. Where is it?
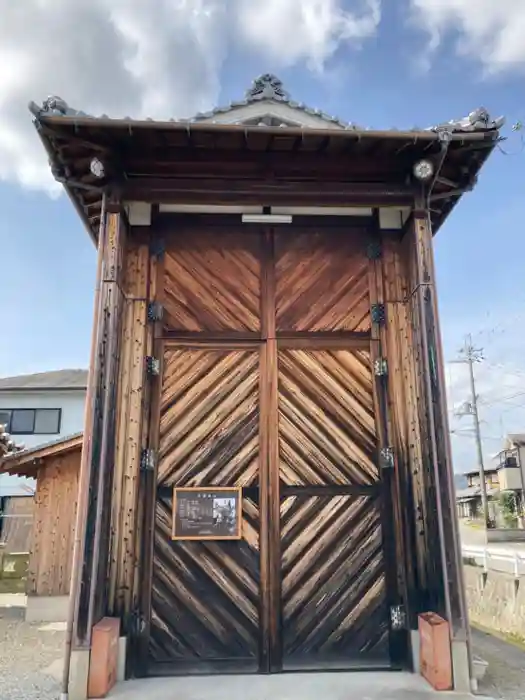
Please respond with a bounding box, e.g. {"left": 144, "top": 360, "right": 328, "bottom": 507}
{"left": 74, "top": 201, "right": 127, "bottom": 646}
{"left": 410, "top": 207, "right": 468, "bottom": 638}
{"left": 135, "top": 228, "right": 165, "bottom": 675}
{"left": 380, "top": 234, "right": 422, "bottom": 627}
{"left": 368, "top": 224, "right": 409, "bottom": 665}
{"left": 260, "top": 229, "right": 281, "bottom": 672}
{"left": 107, "top": 229, "right": 150, "bottom": 635}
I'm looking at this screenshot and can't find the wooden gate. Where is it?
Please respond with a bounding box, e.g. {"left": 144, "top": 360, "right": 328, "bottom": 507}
{"left": 144, "top": 225, "right": 399, "bottom": 675}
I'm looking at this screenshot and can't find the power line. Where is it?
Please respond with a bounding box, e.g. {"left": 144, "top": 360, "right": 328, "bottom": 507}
{"left": 481, "top": 391, "right": 525, "bottom": 407}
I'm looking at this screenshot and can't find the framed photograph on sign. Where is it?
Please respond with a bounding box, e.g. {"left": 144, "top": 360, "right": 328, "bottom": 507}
{"left": 171, "top": 486, "right": 242, "bottom": 541}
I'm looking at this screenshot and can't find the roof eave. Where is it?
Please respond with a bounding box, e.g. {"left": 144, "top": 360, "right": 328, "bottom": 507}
{"left": 0, "top": 432, "right": 83, "bottom": 474}
{"left": 35, "top": 126, "right": 98, "bottom": 245}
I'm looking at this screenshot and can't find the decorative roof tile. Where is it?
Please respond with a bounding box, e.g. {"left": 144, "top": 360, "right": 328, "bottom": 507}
{"left": 28, "top": 73, "right": 505, "bottom": 134}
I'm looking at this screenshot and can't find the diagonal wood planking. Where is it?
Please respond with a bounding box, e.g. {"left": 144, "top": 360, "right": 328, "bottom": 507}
{"left": 158, "top": 348, "right": 260, "bottom": 487}
{"left": 149, "top": 347, "right": 261, "bottom": 666}
{"left": 163, "top": 232, "right": 261, "bottom": 332}
{"left": 278, "top": 349, "right": 378, "bottom": 485}
{"left": 275, "top": 231, "right": 371, "bottom": 332}
{"left": 281, "top": 495, "right": 388, "bottom": 665}
{"left": 278, "top": 348, "right": 389, "bottom": 667}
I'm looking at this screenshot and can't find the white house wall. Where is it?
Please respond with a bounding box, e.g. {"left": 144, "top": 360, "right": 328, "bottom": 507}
{"left": 0, "top": 389, "right": 86, "bottom": 492}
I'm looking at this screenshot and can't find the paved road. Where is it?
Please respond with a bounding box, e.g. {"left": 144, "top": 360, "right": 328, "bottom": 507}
{"left": 459, "top": 523, "right": 525, "bottom": 576}
{"left": 471, "top": 627, "right": 525, "bottom": 699}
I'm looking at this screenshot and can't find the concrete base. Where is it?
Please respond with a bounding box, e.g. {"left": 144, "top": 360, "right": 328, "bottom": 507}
{"left": 117, "top": 636, "right": 127, "bottom": 682}
{"left": 68, "top": 649, "right": 90, "bottom": 700}
{"left": 410, "top": 629, "right": 420, "bottom": 673}
{"left": 25, "top": 594, "right": 69, "bottom": 623}
{"left": 107, "top": 672, "right": 490, "bottom": 699}
{"left": 451, "top": 639, "right": 472, "bottom": 694}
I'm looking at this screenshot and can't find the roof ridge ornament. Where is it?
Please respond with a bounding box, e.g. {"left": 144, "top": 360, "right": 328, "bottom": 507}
{"left": 430, "top": 107, "right": 505, "bottom": 133}
{"left": 28, "top": 95, "right": 85, "bottom": 119}
{"left": 246, "top": 74, "right": 290, "bottom": 103}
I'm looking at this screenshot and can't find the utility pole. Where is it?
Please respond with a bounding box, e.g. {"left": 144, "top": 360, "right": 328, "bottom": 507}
{"left": 452, "top": 335, "right": 491, "bottom": 528}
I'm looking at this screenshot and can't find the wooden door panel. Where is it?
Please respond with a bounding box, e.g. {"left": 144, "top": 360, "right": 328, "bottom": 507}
{"left": 275, "top": 231, "right": 370, "bottom": 333}
{"left": 278, "top": 349, "right": 378, "bottom": 486}
{"left": 158, "top": 348, "right": 260, "bottom": 487}
{"left": 150, "top": 495, "right": 260, "bottom": 668}
{"left": 277, "top": 347, "right": 391, "bottom": 670}
{"left": 149, "top": 347, "right": 261, "bottom": 671}
{"left": 281, "top": 494, "right": 389, "bottom": 668}
{"left": 163, "top": 231, "right": 261, "bottom": 333}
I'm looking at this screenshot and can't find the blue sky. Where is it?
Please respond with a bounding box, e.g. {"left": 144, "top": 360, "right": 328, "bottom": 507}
{"left": 1, "top": 0, "right": 525, "bottom": 470}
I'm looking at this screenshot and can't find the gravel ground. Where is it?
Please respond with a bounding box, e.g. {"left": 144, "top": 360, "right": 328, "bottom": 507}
{"left": 472, "top": 627, "right": 525, "bottom": 699}
{"left": 1, "top": 613, "right": 525, "bottom": 699}
{"left": 0, "top": 617, "right": 65, "bottom": 699}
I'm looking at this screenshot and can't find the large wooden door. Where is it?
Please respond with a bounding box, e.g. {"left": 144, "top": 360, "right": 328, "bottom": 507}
{"left": 144, "top": 224, "right": 399, "bottom": 675}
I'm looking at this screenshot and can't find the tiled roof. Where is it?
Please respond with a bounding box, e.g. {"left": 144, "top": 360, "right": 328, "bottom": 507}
{"left": 507, "top": 433, "right": 525, "bottom": 446}
{"left": 0, "top": 369, "right": 88, "bottom": 391}
{"left": 1, "top": 432, "right": 83, "bottom": 474}
{"left": 456, "top": 486, "right": 500, "bottom": 500}
{"left": 28, "top": 73, "right": 505, "bottom": 135}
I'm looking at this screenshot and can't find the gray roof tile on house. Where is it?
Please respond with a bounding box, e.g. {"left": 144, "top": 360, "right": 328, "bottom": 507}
{"left": 0, "top": 369, "right": 88, "bottom": 391}
{"left": 1, "top": 431, "right": 83, "bottom": 464}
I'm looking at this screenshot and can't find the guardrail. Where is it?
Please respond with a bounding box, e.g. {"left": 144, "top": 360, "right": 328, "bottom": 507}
{"left": 462, "top": 544, "right": 525, "bottom": 578}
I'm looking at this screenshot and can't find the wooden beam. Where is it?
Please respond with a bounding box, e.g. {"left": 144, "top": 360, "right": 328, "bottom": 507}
{"left": 119, "top": 148, "right": 420, "bottom": 177}
{"left": 122, "top": 179, "right": 416, "bottom": 207}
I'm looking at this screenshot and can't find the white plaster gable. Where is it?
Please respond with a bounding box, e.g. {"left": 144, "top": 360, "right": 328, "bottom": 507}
{"left": 191, "top": 74, "right": 351, "bottom": 131}
{"left": 196, "top": 100, "right": 345, "bottom": 130}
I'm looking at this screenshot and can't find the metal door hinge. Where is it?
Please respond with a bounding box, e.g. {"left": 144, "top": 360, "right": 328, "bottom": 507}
{"left": 147, "top": 301, "right": 164, "bottom": 322}
{"left": 380, "top": 446, "right": 395, "bottom": 470}
{"left": 366, "top": 240, "right": 382, "bottom": 260}
{"left": 371, "top": 303, "right": 386, "bottom": 326}
{"left": 149, "top": 238, "right": 165, "bottom": 259}
{"left": 390, "top": 604, "right": 407, "bottom": 631}
{"left": 374, "top": 358, "right": 388, "bottom": 376}
{"left": 145, "top": 356, "right": 160, "bottom": 376}
{"left": 130, "top": 609, "right": 147, "bottom": 636}
{"left": 140, "top": 449, "right": 156, "bottom": 472}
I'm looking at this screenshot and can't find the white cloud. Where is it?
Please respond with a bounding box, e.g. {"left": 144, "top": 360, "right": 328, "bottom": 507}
{"left": 410, "top": 0, "right": 525, "bottom": 73}
{"left": 236, "top": 0, "right": 381, "bottom": 71}
{"left": 0, "top": 0, "right": 381, "bottom": 191}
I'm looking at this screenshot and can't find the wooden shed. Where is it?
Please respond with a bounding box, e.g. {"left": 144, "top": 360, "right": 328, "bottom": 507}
{"left": 28, "top": 75, "right": 503, "bottom": 694}
{"left": 0, "top": 433, "right": 82, "bottom": 620}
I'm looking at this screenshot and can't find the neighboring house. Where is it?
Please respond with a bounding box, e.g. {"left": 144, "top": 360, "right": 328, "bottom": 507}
{"left": 493, "top": 433, "right": 525, "bottom": 492}
{"left": 456, "top": 467, "right": 500, "bottom": 520}
{"left": 0, "top": 369, "right": 87, "bottom": 492}
{"left": 0, "top": 433, "right": 82, "bottom": 620}
{"left": 456, "top": 435, "right": 525, "bottom": 521}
